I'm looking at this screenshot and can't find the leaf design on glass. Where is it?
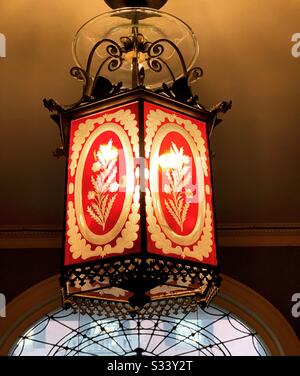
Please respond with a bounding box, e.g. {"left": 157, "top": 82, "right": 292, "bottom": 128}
{"left": 160, "top": 142, "right": 193, "bottom": 232}
{"left": 87, "top": 139, "right": 119, "bottom": 231}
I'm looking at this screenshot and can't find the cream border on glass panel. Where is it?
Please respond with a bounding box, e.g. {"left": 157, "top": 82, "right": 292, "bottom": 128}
{"left": 70, "top": 109, "right": 139, "bottom": 177}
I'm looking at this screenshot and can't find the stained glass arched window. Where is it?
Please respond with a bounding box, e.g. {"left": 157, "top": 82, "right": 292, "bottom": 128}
{"left": 10, "top": 304, "right": 268, "bottom": 356}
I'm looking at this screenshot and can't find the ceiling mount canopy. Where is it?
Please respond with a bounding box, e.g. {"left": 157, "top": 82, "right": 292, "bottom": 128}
{"left": 104, "top": 0, "right": 168, "bottom": 9}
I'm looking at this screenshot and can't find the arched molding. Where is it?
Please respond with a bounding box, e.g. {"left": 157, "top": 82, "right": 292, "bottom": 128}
{"left": 215, "top": 275, "right": 300, "bottom": 355}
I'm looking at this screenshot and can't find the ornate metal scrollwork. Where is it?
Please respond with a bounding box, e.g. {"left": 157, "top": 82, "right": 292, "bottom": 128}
{"left": 147, "top": 38, "right": 189, "bottom": 78}
{"left": 44, "top": 33, "right": 206, "bottom": 113}
{"left": 43, "top": 30, "right": 231, "bottom": 155}
{"left": 187, "top": 67, "right": 204, "bottom": 83}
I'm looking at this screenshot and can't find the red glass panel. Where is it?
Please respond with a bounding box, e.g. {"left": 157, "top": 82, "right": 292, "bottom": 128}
{"left": 64, "top": 103, "right": 141, "bottom": 266}
{"left": 145, "top": 102, "right": 217, "bottom": 265}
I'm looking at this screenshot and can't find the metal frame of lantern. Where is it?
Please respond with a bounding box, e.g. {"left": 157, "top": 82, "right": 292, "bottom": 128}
{"left": 44, "top": 3, "right": 231, "bottom": 317}
{"left": 45, "top": 90, "right": 230, "bottom": 317}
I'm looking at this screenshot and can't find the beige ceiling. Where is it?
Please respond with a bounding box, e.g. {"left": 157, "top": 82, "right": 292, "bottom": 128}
{"left": 0, "top": 0, "right": 300, "bottom": 228}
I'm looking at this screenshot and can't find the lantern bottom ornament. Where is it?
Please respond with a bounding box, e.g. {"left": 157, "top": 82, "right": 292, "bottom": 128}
{"left": 44, "top": 89, "right": 230, "bottom": 317}
{"left": 62, "top": 254, "right": 221, "bottom": 317}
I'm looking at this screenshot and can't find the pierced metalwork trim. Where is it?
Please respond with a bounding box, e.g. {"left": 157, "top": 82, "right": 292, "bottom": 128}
{"left": 66, "top": 294, "right": 215, "bottom": 318}
{"left": 61, "top": 255, "right": 220, "bottom": 317}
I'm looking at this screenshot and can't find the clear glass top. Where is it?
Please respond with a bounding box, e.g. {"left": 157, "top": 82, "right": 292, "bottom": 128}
{"left": 72, "top": 7, "right": 199, "bottom": 89}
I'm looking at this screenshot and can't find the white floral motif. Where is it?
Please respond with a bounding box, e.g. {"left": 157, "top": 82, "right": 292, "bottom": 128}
{"left": 87, "top": 140, "right": 119, "bottom": 231}
{"left": 160, "top": 142, "right": 193, "bottom": 232}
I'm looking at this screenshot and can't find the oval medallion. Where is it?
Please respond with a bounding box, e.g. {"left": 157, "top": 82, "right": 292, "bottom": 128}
{"left": 75, "top": 123, "right": 134, "bottom": 245}
{"left": 149, "top": 124, "right": 205, "bottom": 246}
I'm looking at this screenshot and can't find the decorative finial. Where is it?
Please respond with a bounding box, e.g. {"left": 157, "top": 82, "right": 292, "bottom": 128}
{"left": 104, "top": 0, "right": 168, "bottom": 9}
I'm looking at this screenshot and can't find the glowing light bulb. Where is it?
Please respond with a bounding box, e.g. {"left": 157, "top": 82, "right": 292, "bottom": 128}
{"left": 158, "top": 152, "right": 177, "bottom": 169}
{"left": 124, "top": 51, "right": 147, "bottom": 65}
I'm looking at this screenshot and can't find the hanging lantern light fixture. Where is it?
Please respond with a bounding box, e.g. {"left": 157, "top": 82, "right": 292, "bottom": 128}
{"left": 44, "top": 0, "right": 231, "bottom": 317}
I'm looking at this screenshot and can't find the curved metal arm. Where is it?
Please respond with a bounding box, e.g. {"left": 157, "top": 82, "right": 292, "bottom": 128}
{"left": 86, "top": 39, "right": 123, "bottom": 78}
{"left": 147, "top": 38, "right": 188, "bottom": 78}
